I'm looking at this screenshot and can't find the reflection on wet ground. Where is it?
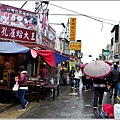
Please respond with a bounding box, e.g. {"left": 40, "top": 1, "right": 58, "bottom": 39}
{"left": 18, "top": 81, "right": 120, "bottom": 119}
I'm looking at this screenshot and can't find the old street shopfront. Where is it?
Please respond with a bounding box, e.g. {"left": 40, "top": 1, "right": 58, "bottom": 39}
{"left": 0, "top": 3, "right": 57, "bottom": 103}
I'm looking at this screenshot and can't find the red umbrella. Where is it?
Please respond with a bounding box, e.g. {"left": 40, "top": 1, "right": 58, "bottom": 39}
{"left": 103, "top": 60, "right": 112, "bottom": 66}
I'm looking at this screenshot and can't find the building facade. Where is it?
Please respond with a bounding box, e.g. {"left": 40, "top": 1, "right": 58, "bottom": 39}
{"left": 110, "top": 24, "right": 119, "bottom": 62}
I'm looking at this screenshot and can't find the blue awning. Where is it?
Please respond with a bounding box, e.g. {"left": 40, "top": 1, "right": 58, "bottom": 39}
{"left": 0, "top": 42, "right": 30, "bottom": 53}
{"left": 54, "top": 52, "right": 70, "bottom": 64}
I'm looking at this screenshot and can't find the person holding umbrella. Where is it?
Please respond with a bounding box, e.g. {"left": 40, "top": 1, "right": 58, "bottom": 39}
{"left": 93, "top": 77, "right": 108, "bottom": 109}
{"left": 83, "top": 60, "right": 111, "bottom": 109}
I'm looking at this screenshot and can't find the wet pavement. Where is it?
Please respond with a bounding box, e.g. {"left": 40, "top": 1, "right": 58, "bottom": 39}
{"left": 17, "top": 82, "right": 120, "bottom": 119}
{"left": 0, "top": 101, "right": 38, "bottom": 118}
{"left": 0, "top": 81, "right": 120, "bottom": 118}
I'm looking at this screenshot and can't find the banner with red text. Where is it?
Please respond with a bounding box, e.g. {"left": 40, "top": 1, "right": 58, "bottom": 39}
{"left": 70, "top": 18, "right": 76, "bottom": 41}
{"left": 69, "top": 41, "right": 81, "bottom": 50}
{"left": 0, "top": 24, "right": 36, "bottom": 42}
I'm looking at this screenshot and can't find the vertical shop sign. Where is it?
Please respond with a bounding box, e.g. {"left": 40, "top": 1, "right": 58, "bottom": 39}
{"left": 37, "top": 6, "right": 49, "bottom": 38}
{"left": 48, "top": 25, "right": 56, "bottom": 42}
{"left": 70, "top": 18, "right": 76, "bottom": 41}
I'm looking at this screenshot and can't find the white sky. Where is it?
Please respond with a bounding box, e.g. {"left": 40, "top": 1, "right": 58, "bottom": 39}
{"left": 0, "top": 1, "right": 120, "bottom": 63}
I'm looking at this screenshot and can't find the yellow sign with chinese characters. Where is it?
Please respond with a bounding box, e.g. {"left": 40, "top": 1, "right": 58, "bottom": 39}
{"left": 69, "top": 62, "right": 75, "bottom": 71}
{"left": 69, "top": 41, "right": 81, "bottom": 50}
{"left": 70, "top": 18, "right": 76, "bottom": 41}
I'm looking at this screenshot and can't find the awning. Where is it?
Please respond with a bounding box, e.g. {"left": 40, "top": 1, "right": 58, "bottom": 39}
{"left": 62, "top": 53, "right": 77, "bottom": 60}
{"left": 21, "top": 43, "right": 56, "bottom": 51}
{"left": 0, "top": 41, "right": 30, "bottom": 53}
{"left": 35, "top": 50, "right": 70, "bottom": 67}
{"left": 54, "top": 52, "right": 69, "bottom": 64}
{"left": 36, "top": 50, "right": 55, "bottom": 67}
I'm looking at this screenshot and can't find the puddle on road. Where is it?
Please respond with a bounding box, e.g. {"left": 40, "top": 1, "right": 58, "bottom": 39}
{"left": 76, "top": 97, "right": 79, "bottom": 99}
{"left": 72, "top": 107, "right": 75, "bottom": 109}
{"left": 85, "top": 104, "right": 91, "bottom": 107}
{"left": 63, "top": 100, "right": 69, "bottom": 103}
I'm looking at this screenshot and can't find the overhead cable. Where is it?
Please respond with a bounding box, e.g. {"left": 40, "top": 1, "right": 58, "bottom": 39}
{"left": 20, "top": 1, "right": 28, "bottom": 9}
{"left": 49, "top": 14, "right": 119, "bottom": 23}
{"left": 49, "top": 3, "right": 115, "bottom": 25}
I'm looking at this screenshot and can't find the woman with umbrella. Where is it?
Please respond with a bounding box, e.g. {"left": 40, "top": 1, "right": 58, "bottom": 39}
{"left": 83, "top": 61, "right": 111, "bottom": 109}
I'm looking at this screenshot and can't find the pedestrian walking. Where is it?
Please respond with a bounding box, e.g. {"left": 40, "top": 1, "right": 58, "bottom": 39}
{"left": 15, "top": 65, "right": 29, "bottom": 111}
{"left": 108, "top": 64, "right": 120, "bottom": 99}
{"left": 117, "top": 82, "right": 120, "bottom": 100}
{"left": 74, "top": 67, "right": 82, "bottom": 89}
{"left": 69, "top": 67, "right": 75, "bottom": 88}
{"left": 93, "top": 77, "right": 107, "bottom": 109}
{"left": 81, "top": 70, "right": 87, "bottom": 91}
{"left": 86, "top": 76, "right": 91, "bottom": 91}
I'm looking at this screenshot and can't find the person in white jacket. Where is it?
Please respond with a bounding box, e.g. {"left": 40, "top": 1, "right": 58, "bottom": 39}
{"left": 74, "top": 67, "right": 82, "bottom": 89}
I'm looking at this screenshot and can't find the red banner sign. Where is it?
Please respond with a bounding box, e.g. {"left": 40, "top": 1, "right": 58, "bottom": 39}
{"left": 70, "top": 18, "right": 76, "bottom": 41}
{"left": 0, "top": 3, "right": 38, "bottom": 30}
{"left": 37, "top": 7, "right": 56, "bottom": 42}
{"left": 0, "top": 24, "right": 36, "bottom": 42}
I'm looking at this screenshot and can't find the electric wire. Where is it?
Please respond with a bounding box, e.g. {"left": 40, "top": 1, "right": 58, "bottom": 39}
{"left": 20, "top": 1, "right": 118, "bottom": 25}
{"left": 20, "top": 1, "right": 117, "bottom": 25}
{"left": 20, "top": 1, "right": 28, "bottom": 9}
{"left": 49, "top": 14, "right": 119, "bottom": 23}
{"left": 49, "top": 3, "right": 116, "bottom": 25}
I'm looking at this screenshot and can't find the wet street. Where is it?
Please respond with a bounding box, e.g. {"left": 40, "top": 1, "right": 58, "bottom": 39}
{"left": 17, "top": 81, "right": 119, "bottom": 119}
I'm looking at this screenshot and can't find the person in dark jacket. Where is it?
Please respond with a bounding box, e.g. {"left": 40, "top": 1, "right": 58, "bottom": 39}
{"left": 69, "top": 67, "right": 75, "bottom": 88}
{"left": 108, "top": 64, "right": 120, "bottom": 99}
{"left": 93, "top": 77, "right": 107, "bottom": 109}
{"left": 81, "top": 69, "right": 87, "bottom": 91}
{"left": 86, "top": 76, "right": 91, "bottom": 91}
{"left": 15, "top": 65, "right": 29, "bottom": 111}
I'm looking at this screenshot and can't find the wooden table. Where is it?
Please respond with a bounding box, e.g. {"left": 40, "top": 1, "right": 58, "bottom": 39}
{"left": 42, "top": 84, "right": 59, "bottom": 100}
{"left": 21, "top": 80, "right": 50, "bottom": 102}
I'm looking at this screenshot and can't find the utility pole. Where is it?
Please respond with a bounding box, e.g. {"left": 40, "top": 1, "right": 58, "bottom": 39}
{"left": 35, "top": 1, "right": 49, "bottom": 13}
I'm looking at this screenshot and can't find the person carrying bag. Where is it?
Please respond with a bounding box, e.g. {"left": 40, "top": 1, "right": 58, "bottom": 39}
{"left": 15, "top": 65, "right": 29, "bottom": 111}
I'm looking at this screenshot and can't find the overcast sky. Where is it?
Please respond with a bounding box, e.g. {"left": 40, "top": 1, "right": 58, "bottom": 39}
{"left": 0, "top": 1, "right": 119, "bottom": 63}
